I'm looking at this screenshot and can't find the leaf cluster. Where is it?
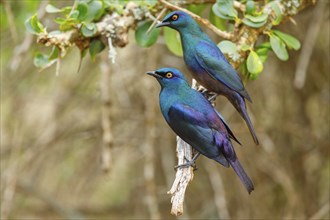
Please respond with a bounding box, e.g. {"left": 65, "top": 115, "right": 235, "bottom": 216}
{"left": 25, "top": 0, "right": 302, "bottom": 81}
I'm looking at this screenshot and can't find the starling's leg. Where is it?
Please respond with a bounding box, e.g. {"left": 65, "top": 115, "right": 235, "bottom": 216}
{"left": 208, "top": 94, "right": 218, "bottom": 102}
{"left": 175, "top": 153, "right": 201, "bottom": 170}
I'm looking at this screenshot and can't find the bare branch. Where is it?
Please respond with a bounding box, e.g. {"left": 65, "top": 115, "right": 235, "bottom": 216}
{"left": 294, "top": 0, "right": 325, "bottom": 89}
{"left": 100, "top": 55, "right": 114, "bottom": 173}
{"left": 167, "top": 137, "right": 194, "bottom": 216}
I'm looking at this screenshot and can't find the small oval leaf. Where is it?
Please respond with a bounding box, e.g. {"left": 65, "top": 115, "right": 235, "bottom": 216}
{"left": 212, "top": 0, "right": 237, "bottom": 20}
{"left": 270, "top": 35, "right": 289, "bottom": 61}
{"left": 34, "top": 52, "right": 49, "bottom": 68}
{"left": 164, "top": 27, "right": 183, "bottom": 57}
{"left": 247, "top": 50, "right": 263, "bottom": 74}
{"left": 77, "top": 2, "right": 88, "bottom": 21}
{"left": 244, "top": 13, "right": 268, "bottom": 23}
{"left": 86, "top": 0, "right": 104, "bottom": 22}
{"left": 135, "top": 21, "right": 160, "bottom": 48}
{"left": 81, "top": 22, "right": 97, "bottom": 37}
{"left": 273, "top": 30, "right": 301, "bottom": 50}
{"left": 89, "top": 39, "right": 105, "bottom": 61}
{"left": 25, "top": 14, "right": 44, "bottom": 34}
{"left": 270, "top": 2, "right": 282, "bottom": 25}
{"left": 45, "top": 4, "right": 62, "bottom": 13}
{"left": 246, "top": 0, "right": 255, "bottom": 15}
{"left": 242, "top": 18, "right": 267, "bottom": 28}
{"left": 209, "top": 9, "right": 226, "bottom": 30}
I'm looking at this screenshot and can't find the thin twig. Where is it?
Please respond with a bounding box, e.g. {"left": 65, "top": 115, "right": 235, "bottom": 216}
{"left": 100, "top": 55, "right": 114, "bottom": 173}
{"left": 146, "top": 8, "right": 167, "bottom": 34}
{"left": 205, "top": 162, "right": 230, "bottom": 219}
{"left": 233, "top": 0, "right": 246, "bottom": 12}
{"left": 3, "top": 1, "right": 18, "bottom": 43}
{"left": 158, "top": 0, "right": 233, "bottom": 40}
{"left": 294, "top": 0, "right": 325, "bottom": 89}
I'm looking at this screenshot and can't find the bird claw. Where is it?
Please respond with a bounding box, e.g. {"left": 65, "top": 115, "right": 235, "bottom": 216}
{"left": 174, "top": 156, "right": 198, "bottom": 171}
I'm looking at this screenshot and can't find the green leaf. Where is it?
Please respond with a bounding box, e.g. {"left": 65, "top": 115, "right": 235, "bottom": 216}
{"left": 81, "top": 22, "right": 97, "bottom": 37}
{"left": 218, "top": 41, "right": 238, "bottom": 56}
{"left": 212, "top": 0, "right": 237, "bottom": 20}
{"left": 270, "top": 2, "right": 282, "bottom": 25}
{"left": 187, "top": 4, "right": 207, "bottom": 15}
{"left": 270, "top": 34, "right": 288, "bottom": 61}
{"left": 48, "top": 46, "right": 60, "bottom": 60}
{"left": 255, "top": 47, "right": 270, "bottom": 63}
{"left": 246, "top": 0, "right": 255, "bottom": 15}
{"left": 209, "top": 10, "right": 226, "bottom": 30}
{"left": 45, "top": 4, "right": 62, "bottom": 13}
{"left": 273, "top": 30, "right": 301, "bottom": 50}
{"left": 59, "top": 18, "right": 78, "bottom": 31}
{"left": 135, "top": 21, "right": 160, "bottom": 48}
{"left": 240, "top": 44, "right": 250, "bottom": 51}
{"left": 256, "top": 42, "right": 271, "bottom": 49}
{"left": 247, "top": 50, "right": 263, "bottom": 74}
{"left": 89, "top": 39, "right": 105, "bottom": 61}
{"left": 70, "top": 10, "right": 79, "bottom": 19}
{"left": 242, "top": 18, "right": 267, "bottom": 28}
{"left": 164, "top": 27, "right": 183, "bottom": 57}
{"left": 25, "top": 14, "right": 45, "bottom": 34}
{"left": 244, "top": 13, "right": 268, "bottom": 23}
{"left": 34, "top": 52, "right": 50, "bottom": 68}
{"left": 218, "top": 40, "right": 240, "bottom": 61}
{"left": 86, "top": 0, "right": 104, "bottom": 22}
{"left": 77, "top": 2, "right": 88, "bottom": 21}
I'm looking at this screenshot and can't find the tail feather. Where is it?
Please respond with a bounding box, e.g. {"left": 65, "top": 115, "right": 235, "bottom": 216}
{"left": 229, "top": 159, "right": 254, "bottom": 194}
{"left": 241, "top": 109, "right": 259, "bottom": 145}
{"left": 230, "top": 94, "right": 259, "bottom": 145}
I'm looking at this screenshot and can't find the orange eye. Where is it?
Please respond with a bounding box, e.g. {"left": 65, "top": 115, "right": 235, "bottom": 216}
{"left": 172, "top": 14, "right": 178, "bottom": 21}
{"left": 165, "top": 72, "right": 173, "bottom": 78}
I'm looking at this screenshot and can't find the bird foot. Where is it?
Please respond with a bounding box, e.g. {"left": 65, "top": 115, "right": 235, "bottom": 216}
{"left": 174, "top": 153, "right": 201, "bottom": 171}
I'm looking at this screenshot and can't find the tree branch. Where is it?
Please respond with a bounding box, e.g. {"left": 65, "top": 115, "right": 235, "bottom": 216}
{"left": 167, "top": 137, "right": 194, "bottom": 216}
{"left": 36, "top": 2, "right": 147, "bottom": 52}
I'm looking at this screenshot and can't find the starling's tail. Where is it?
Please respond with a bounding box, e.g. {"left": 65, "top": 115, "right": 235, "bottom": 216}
{"left": 229, "top": 93, "right": 259, "bottom": 145}
{"left": 241, "top": 107, "right": 259, "bottom": 145}
{"left": 229, "top": 159, "right": 254, "bottom": 194}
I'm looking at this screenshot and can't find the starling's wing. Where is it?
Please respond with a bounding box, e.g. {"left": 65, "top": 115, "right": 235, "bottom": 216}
{"left": 215, "top": 110, "right": 241, "bottom": 145}
{"left": 168, "top": 103, "right": 229, "bottom": 167}
{"left": 195, "top": 41, "right": 252, "bottom": 101}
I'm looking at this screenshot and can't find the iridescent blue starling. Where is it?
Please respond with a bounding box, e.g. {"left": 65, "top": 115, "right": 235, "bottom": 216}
{"left": 156, "top": 11, "right": 259, "bottom": 145}
{"left": 146, "top": 67, "right": 254, "bottom": 193}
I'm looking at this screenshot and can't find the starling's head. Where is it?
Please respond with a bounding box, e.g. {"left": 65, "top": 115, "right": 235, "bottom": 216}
{"left": 146, "top": 67, "right": 188, "bottom": 88}
{"left": 155, "top": 10, "right": 195, "bottom": 30}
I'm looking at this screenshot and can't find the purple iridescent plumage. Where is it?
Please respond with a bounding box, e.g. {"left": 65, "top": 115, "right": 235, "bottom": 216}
{"left": 156, "top": 10, "right": 259, "bottom": 145}
{"left": 146, "top": 67, "right": 254, "bottom": 193}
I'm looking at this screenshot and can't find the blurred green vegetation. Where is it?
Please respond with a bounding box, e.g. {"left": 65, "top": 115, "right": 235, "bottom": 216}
{"left": 1, "top": 1, "right": 329, "bottom": 219}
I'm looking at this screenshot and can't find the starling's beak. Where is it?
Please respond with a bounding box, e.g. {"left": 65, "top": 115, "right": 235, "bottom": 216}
{"left": 155, "top": 21, "right": 171, "bottom": 28}
{"left": 146, "top": 71, "right": 162, "bottom": 78}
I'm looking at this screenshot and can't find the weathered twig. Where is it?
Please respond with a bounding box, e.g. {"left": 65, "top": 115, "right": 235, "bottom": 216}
{"left": 158, "top": 0, "right": 233, "bottom": 40}
{"left": 167, "top": 137, "right": 194, "bottom": 216}
{"left": 100, "top": 55, "right": 113, "bottom": 173}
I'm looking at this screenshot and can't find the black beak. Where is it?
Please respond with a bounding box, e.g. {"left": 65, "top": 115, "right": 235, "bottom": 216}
{"left": 146, "top": 71, "right": 162, "bottom": 78}
{"left": 155, "top": 21, "right": 171, "bottom": 28}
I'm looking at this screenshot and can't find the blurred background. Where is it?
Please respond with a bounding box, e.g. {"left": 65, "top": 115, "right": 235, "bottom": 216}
{"left": 1, "top": 1, "right": 329, "bottom": 219}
